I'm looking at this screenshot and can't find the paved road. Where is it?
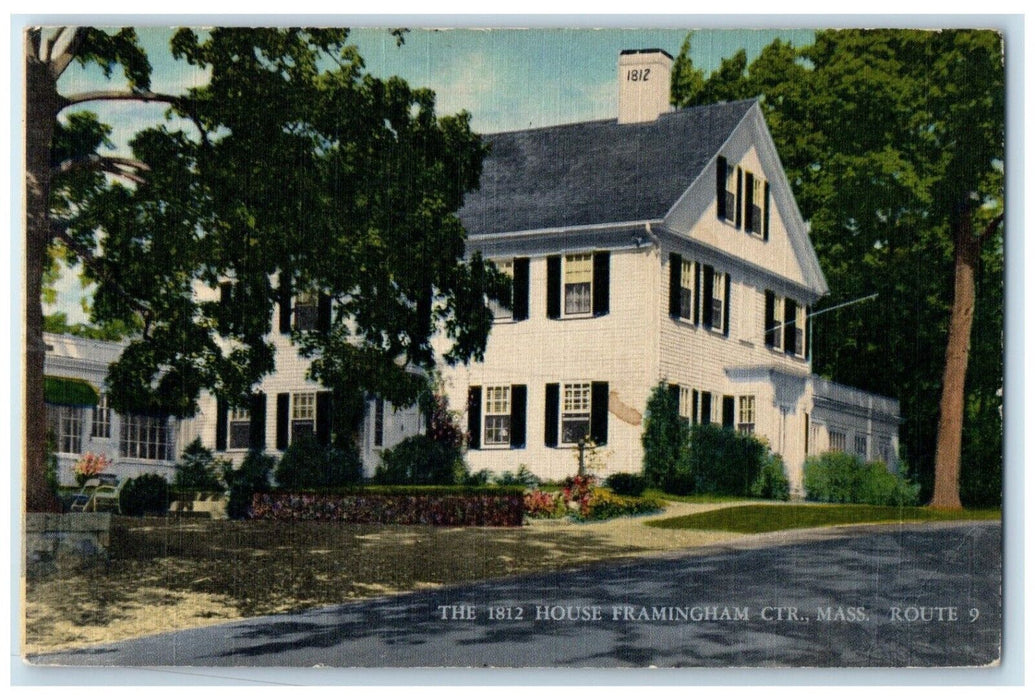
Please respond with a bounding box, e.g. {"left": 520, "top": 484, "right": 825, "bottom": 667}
{"left": 31, "top": 521, "right": 1001, "bottom": 668}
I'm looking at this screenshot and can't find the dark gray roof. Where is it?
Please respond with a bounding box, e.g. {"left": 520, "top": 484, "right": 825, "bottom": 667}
{"left": 458, "top": 99, "right": 757, "bottom": 237}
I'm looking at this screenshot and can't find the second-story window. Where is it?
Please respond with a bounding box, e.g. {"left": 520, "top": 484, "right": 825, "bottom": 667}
{"left": 702, "top": 266, "right": 730, "bottom": 334}
{"left": 294, "top": 292, "right": 318, "bottom": 331}
{"left": 490, "top": 259, "right": 514, "bottom": 320}
{"left": 564, "top": 254, "right": 593, "bottom": 316}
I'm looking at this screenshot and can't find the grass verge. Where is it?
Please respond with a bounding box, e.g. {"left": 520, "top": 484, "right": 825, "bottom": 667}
{"left": 645, "top": 504, "right": 1001, "bottom": 533}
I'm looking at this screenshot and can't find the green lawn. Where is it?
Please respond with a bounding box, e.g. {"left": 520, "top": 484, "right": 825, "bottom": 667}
{"left": 645, "top": 503, "right": 1001, "bottom": 534}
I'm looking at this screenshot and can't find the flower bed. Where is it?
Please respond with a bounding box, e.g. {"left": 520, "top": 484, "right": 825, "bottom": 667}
{"left": 250, "top": 488, "right": 524, "bottom": 527}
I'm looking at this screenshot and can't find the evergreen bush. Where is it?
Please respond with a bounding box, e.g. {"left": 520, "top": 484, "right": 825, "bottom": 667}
{"left": 119, "top": 473, "right": 170, "bottom": 516}
{"left": 604, "top": 472, "right": 647, "bottom": 497}
{"left": 274, "top": 434, "right": 362, "bottom": 488}
{"left": 641, "top": 383, "right": 692, "bottom": 490}
{"left": 688, "top": 423, "right": 768, "bottom": 496}
{"left": 224, "top": 449, "right": 275, "bottom": 519}
{"left": 804, "top": 452, "right": 919, "bottom": 506}
{"left": 174, "top": 438, "right": 227, "bottom": 492}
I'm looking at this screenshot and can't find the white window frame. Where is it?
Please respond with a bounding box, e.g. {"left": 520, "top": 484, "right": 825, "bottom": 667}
{"left": 746, "top": 171, "right": 765, "bottom": 235}
{"left": 91, "top": 392, "right": 111, "bottom": 440}
{"left": 768, "top": 293, "right": 784, "bottom": 351}
{"left": 709, "top": 271, "right": 726, "bottom": 332}
{"left": 120, "top": 414, "right": 171, "bottom": 461}
{"left": 48, "top": 405, "right": 84, "bottom": 455}
{"left": 228, "top": 406, "right": 251, "bottom": 450}
{"left": 723, "top": 163, "right": 738, "bottom": 224}
{"left": 560, "top": 382, "right": 592, "bottom": 445}
{"left": 490, "top": 259, "right": 515, "bottom": 320}
{"left": 563, "top": 253, "right": 594, "bottom": 317}
{"left": 483, "top": 385, "right": 512, "bottom": 447}
{"left": 737, "top": 395, "right": 756, "bottom": 435}
{"left": 678, "top": 386, "right": 693, "bottom": 425}
{"left": 678, "top": 259, "right": 694, "bottom": 320}
{"left": 291, "top": 392, "right": 317, "bottom": 443}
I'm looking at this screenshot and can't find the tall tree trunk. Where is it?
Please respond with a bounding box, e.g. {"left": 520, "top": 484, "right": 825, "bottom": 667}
{"left": 930, "top": 212, "right": 981, "bottom": 510}
{"left": 24, "top": 37, "right": 61, "bottom": 513}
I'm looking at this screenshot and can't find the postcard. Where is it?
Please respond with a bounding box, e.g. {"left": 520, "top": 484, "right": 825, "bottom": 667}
{"left": 19, "top": 24, "right": 1006, "bottom": 672}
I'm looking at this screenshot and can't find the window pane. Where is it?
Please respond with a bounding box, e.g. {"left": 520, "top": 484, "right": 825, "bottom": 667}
{"left": 291, "top": 420, "right": 314, "bottom": 443}
{"left": 561, "top": 417, "right": 590, "bottom": 444}
{"left": 295, "top": 292, "right": 318, "bottom": 331}
{"left": 485, "top": 415, "right": 511, "bottom": 445}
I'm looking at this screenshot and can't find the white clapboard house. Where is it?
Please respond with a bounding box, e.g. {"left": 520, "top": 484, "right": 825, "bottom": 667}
{"left": 43, "top": 49, "right": 900, "bottom": 494}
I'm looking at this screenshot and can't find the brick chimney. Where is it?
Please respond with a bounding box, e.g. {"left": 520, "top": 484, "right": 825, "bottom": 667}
{"left": 617, "top": 49, "right": 674, "bottom": 124}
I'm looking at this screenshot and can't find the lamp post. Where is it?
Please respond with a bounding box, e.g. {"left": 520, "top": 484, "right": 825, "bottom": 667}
{"left": 577, "top": 436, "right": 586, "bottom": 477}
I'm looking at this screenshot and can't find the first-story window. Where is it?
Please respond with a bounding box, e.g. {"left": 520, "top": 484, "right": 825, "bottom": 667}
{"left": 829, "top": 430, "right": 847, "bottom": 453}
{"left": 561, "top": 382, "right": 592, "bottom": 444}
{"left": 877, "top": 436, "right": 893, "bottom": 464}
{"left": 678, "top": 386, "right": 693, "bottom": 425}
{"left": 292, "top": 392, "right": 316, "bottom": 442}
{"left": 228, "top": 406, "right": 251, "bottom": 450}
{"left": 47, "top": 405, "right": 84, "bottom": 454}
{"left": 91, "top": 393, "right": 111, "bottom": 439}
{"left": 854, "top": 434, "right": 869, "bottom": 459}
{"left": 738, "top": 396, "right": 756, "bottom": 434}
{"left": 483, "top": 386, "right": 512, "bottom": 446}
{"left": 121, "top": 414, "right": 171, "bottom": 461}
{"left": 564, "top": 254, "right": 593, "bottom": 316}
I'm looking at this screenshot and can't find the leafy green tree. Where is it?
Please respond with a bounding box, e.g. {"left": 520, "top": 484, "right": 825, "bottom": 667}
{"left": 23, "top": 27, "right": 508, "bottom": 512}
{"left": 671, "top": 29, "right": 1004, "bottom": 508}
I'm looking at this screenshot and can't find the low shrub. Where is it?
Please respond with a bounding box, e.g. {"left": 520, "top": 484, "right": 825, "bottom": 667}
{"left": 119, "top": 473, "right": 170, "bottom": 516}
{"left": 250, "top": 489, "right": 524, "bottom": 526}
{"left": 750, "top": 454, "right": 791, "bottom": 501}
{"left": 604, "top": 472, "right": 647, "bottom": 497}
{"left": 579, "top": 489, "right": 663, "bottom": 522}
{"left": 688, "top": 424, "right": 769, "bottom": 497}
{"left": 523, "top": 489, "right": 567, "bottom": 519}
{"left": 274, "top": 434, "right": 362, "bottom": 489}
{"left": 224, "top": 449, "right": 275, "bottom": 519}
{"left": 374, "top": 434, "right": 466, "bottom": 485}
{"left": 804, "top": 452, "right": 919, "bottom": 506}
{"left": 174, "top": 438, "right": 227, "bottom": 492}
{"left": 495, "top": 465, "right": 540, "bottom": 488}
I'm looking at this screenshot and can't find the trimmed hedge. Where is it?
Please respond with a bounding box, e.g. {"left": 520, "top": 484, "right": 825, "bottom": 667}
{"left": 688, "top": 424, "right": 769, "bottom": 496}
{"left": 120, "top": 473, "right": 170, "bottom": 516}
{"left": 250, "top": 488, "right": 524, "bottom": 526}
{"left": 604, "top": 472, "right": 647, "bottom": 497}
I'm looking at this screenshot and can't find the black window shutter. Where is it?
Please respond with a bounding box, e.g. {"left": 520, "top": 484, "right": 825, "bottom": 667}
{"left": 745, "top": 172, "right": 755, "bottom": 232}
{"left": 276, "top": 393, "right": 290, "bottom": 450}
{"left": 215, "top": 397, "right": 228, "bottom": 451}
{"left": 317, "top": 293, "right": 332, "bottom": 332}
{"left": 763, "top": 182, "right": 771, "bottom": 241}
{"left": 546, "top": 256, "right": 561, "bottom": 319}
{"left": 693, "top": 262, "right": 701, "bottom": 325}
{"left": 691, "top": 390, "right": 699, "bottom": 425}
{"left": 722, "top": 395, "right": 735, "bottom": 429}
{"left": 593, "top": 251, "right": 610, "bottom": 317}
{"left": 668, "top": 253, "right": 682, "bottom": 317}
{"left": 723, "top": 273, "right": 731, "bottom": 336}
{"left": 544, "top": 383, "right": 559, "bottom": 447}
{"left": 467, "top": 386, "right": 482, "bottom": 450}
{"left": 667, "top": 383, "right": 680, "bottom": 404}
{"left": 510, "top": 384, "right": 527, "bottom": 449}
{"left": 249, "top": 393, "right": 267, "bottom": 450}
{"left": 278, "top": 278, "right": 292, "bottom": 334}
{"left": 316, "top": 391, "right": 333, "bottom": 446}
{"left": 701, "top": 392, "right": 712, "bottom": 426}
{"left": 784, "top": 299, "right": 798, "bottom": 354}
{"left": 805, "top": 305, "right": 812, "bottom": 359}
{"left": 513, "top": 258, "right": 530, "bottom": 321}
{"left": 702, "top": 265, "right": 715, "bottom": 329}
{"left": 591, "top": 382, "right": 609, "bottom": 445}
{"left": 716, "top": 156, "right": 728, "bottom": 220}
{"left": 735, "top": 168, "right": 743, "bottom": 229}
{"left": 765, "top": 291, "right": 776, "bottom": 346}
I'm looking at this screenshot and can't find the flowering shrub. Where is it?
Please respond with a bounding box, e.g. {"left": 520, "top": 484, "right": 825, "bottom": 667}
{"left": 578, "top": 488, "right": 663, "bottom": 521}
{"left": 562, "top": 474, "right": 597, "bottom": 518}
{"left": 523, "top": 489, "right": 566, "bottom": 519}
{"left": 251, "top": 489, "right": 524, "bottom": 527}
{"left": 73, "top": 452, "right": 111, "bottom": 485}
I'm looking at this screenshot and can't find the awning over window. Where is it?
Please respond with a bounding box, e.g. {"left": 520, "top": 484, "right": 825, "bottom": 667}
{"left": 44, "top": 376, "right": 99, "bottom": 407}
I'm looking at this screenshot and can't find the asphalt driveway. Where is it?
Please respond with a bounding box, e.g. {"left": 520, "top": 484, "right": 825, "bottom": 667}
{"left": 30, "top": 521, "right": 1001, "bottom": 668}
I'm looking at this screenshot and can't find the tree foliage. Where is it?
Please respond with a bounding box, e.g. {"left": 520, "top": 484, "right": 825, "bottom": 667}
{"left": 24, "top": 28, "right": 508, "bottom": 510}
{"left": 671, "top": 29, "right": 1004, "bottom": 506}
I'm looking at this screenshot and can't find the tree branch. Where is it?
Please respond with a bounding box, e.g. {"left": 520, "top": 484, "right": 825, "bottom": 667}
{"left": 54, "top": 155, "right": 151, "bottom": 185}
{"left": 979, "top": 212, "right": 1005, "bottom": 244}
{"left": 50, "top": 221, "right": 154, "bottom": 320}
{"left": 59, "top": 89, "right": 182, "bottom": 110}
{"left": 49, "top": 27, "right": 89, "bottom": 80}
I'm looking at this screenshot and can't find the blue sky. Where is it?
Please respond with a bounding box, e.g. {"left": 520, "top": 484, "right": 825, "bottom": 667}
{"left": 49, "top": 27, "right": 815, "bottom": 323}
